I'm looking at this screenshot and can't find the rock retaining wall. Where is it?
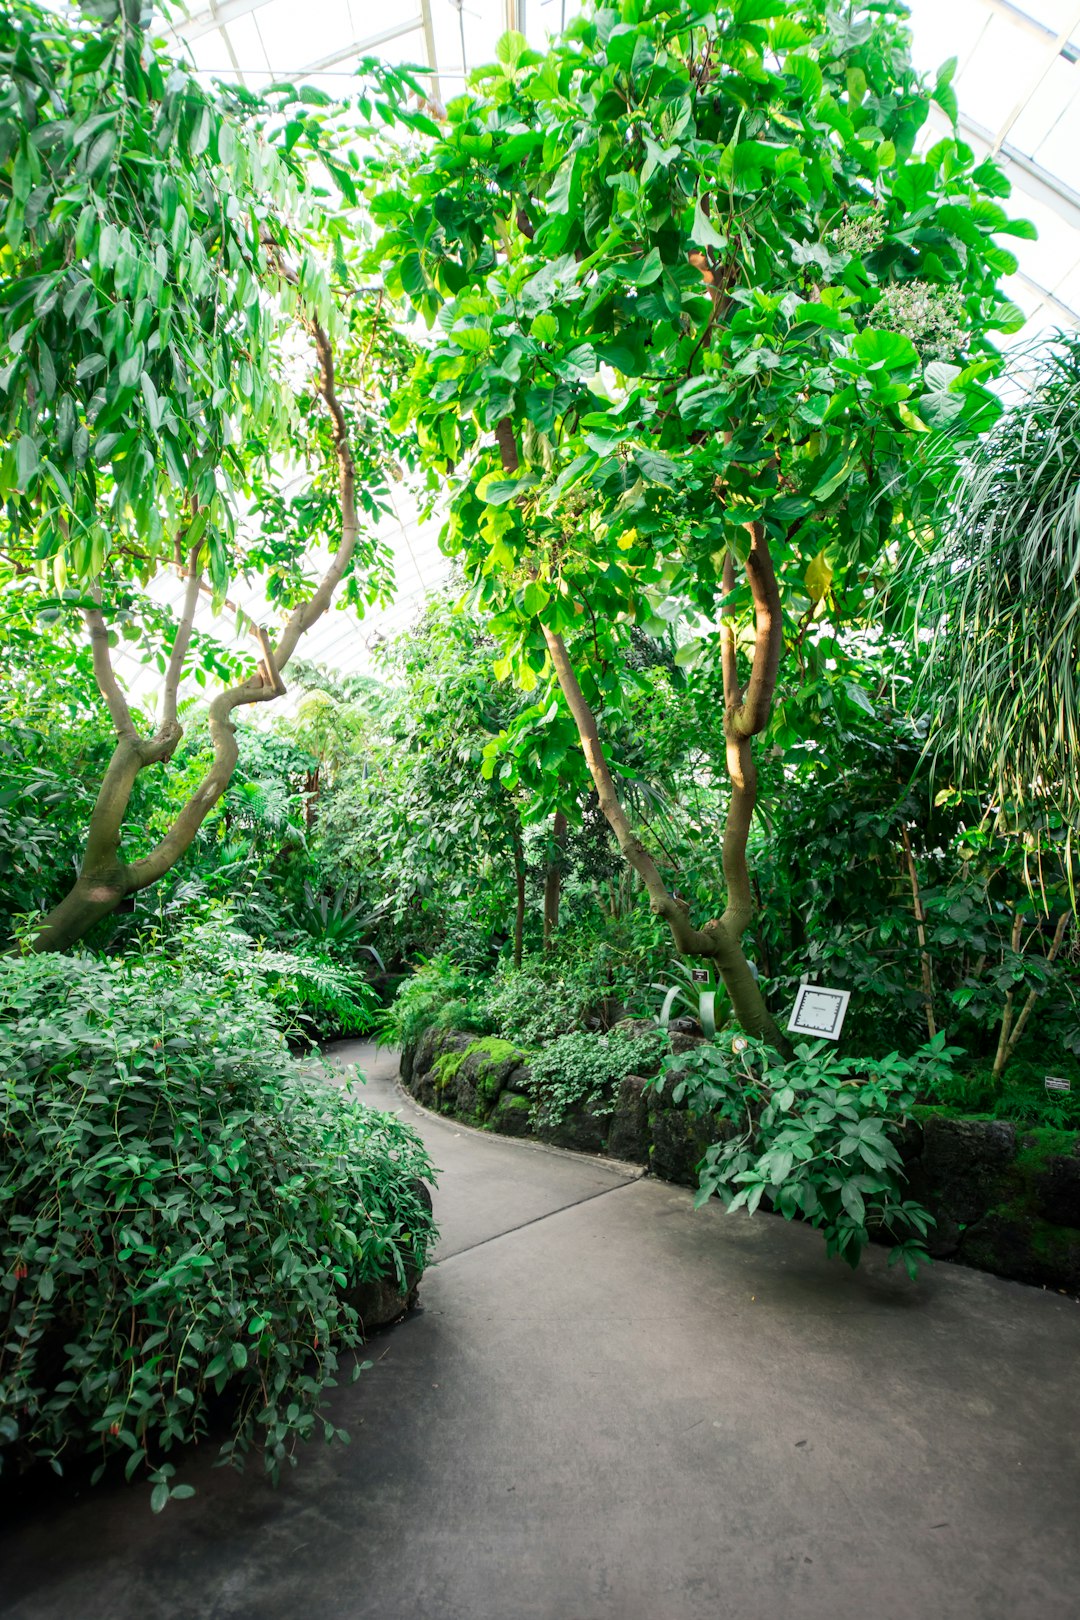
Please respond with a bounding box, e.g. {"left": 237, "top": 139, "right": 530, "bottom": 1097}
{"left": 403, "top": 1027, "right": 1080, "bottom": 1295}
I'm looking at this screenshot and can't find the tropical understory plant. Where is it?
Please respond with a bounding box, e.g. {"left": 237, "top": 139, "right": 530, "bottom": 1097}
{"left": 374, "top": 0, "right": 1024, "bottom": 1049}
{"left": 0, "top": 951, "right": 436, "bottom": 1501}
{"left": 652, "top": 1033, "right": 953, "bottom": 1274}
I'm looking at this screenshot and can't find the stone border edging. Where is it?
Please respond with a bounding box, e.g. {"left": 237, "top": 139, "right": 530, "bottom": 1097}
{"left": 401, "top": 1026, "right": 1080, "bottom": 1297}
{"left": 391, "top": 1071, "right": 647, "bottom": 1182}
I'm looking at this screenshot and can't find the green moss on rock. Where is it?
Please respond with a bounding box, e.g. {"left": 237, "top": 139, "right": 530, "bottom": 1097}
{"left": 488, "top": 1090, "right": 532, "bottom": 1138}
{"left": 462, "top": 1037, "right": 526, "bottom": 1099}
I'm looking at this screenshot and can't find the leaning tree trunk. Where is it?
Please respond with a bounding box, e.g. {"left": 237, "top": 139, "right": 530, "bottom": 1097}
{"left": 496, "top": 421, "right": 788, "bottom": 1051}
{"left": 543, "top": 806, "right": 568, "bottom": 948}
{"left": 510, "top": 822, "right": 527, "bottom": 970}
{"left": 28, "top": 316, "right": 361, "bottom": 953}
{"left": 543, "top": 623, "right": 787, "bottom": 1051}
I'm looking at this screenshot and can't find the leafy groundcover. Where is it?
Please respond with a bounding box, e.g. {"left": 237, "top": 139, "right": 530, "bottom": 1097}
{"left": 0, "top": 953, "right": 436, "bottom": 1508}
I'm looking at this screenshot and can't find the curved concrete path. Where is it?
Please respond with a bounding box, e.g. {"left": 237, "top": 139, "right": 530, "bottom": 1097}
{"left": 3, "top": 1041, "right": 1079, "bottom": 1620}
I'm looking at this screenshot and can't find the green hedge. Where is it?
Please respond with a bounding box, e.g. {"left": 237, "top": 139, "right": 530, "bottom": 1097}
{"left": 0, "top": 952, "right": 436, "bottom": 1507}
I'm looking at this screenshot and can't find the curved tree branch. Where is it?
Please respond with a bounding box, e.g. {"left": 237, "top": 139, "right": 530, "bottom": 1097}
{"left": 83, "top": 594, "right": 138, "bottom": 742}
{"left": 731, "top": 520, "right": 782, "bottom": 739}
{"left": 542, "top": 625, "right": 786, "bottom": 1048}
{"left": 29, "top": 310, "right": 369, "bottom": 952}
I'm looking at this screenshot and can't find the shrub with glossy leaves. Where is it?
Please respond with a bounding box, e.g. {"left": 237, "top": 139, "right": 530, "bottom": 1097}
{"left": 0, "top": 953, "right": 436, "bottom": 1504}
{"left": 654, "top": 1035, "right": 952, "bottom": 1275}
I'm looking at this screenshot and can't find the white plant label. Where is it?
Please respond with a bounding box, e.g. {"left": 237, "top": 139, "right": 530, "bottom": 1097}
{"left": 690, "top": 968, "right": 710, "bottom": 984}
{"left": 787, "top": 985, "right": 851, "bottom": 1041}
{"left": 1045, "top": 1076, "right": 1071, "bottom": 1094}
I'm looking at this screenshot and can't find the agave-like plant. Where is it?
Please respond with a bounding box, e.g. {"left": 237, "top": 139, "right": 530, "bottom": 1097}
{"left": 914, "top": 332, "right": 1080, "bottom": 880}
{"left": 292, "top": 882, "right": 386, "bottom": 968}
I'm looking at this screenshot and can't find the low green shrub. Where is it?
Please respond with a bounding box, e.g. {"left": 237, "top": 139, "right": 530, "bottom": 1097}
{"left": 435, "top": 996, "right": 495, "bottom": 1037}
{"left": 529, "top": 1026, "right": 670, "bottom": 1127}
{"left": 654, "top": 1036, "right": 952, "bottom": 1276}
{"left": 484, "top": 959, "right": 598, "bottom": 1048}
{"left": 0, "top": 953, "right": 436, "bottom": 1504}
{"left": 375, "top": 953, "right": 478, "bottom": 1049}
{"left": 176, "top": 911, "right": 380, "bottom": 1042}
{"left": 923, "top": 1057, "right": 1080, "bottom": 1130}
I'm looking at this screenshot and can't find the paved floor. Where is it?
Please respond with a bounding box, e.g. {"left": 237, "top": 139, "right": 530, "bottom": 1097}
{"left": 3, "top": 1042, "right": 1079, "bottom": 1620}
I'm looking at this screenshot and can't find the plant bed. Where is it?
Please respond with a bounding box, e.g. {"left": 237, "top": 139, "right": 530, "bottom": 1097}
{"left": 404, "top": 1026, "right": 1080, "bottom": 1294}
{"left": 1, "top": 954, "right": 437, "bottom": 1505}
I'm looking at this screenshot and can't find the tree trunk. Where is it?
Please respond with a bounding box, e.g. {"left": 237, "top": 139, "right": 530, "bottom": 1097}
{"left": 27, "top": 311, "right": 364, "bottom": 954}
{"left": 543, "top": 807, "right": 568, "bottom": 948}
{"left": 900, "top": 824, "right": 937, "bottom": 1039}
{"left": 542, "top": 618, "right": 789, "bottom": 1052}
{"left": 497, "top": 418, "right": 787, "bottom": 1050}
{"left": 511, "top": 823, "right": 526, "bottom": 970}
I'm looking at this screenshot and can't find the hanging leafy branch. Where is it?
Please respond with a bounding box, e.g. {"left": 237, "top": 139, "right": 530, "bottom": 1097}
{"left": 0, "top": 1, "right": 427, "bottom": 949}
{"left": 912, "top": 332, "right": 1080, "bottom": 897}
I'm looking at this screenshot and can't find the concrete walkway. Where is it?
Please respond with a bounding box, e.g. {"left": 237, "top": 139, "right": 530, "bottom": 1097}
{"left": 3, "top": 1041, "right": 1079, "bottom": 1620}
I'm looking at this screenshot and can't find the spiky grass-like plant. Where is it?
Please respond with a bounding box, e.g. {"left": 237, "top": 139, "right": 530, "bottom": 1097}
{"left": 916, "top": 334, "right": 1080, "bottom": 849}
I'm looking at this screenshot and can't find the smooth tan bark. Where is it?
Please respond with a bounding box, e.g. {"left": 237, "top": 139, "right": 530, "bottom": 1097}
{"left": 29, "top": 318, "right": 363, "bottom": 953}
{"left": 495, "top": 414, "right": 787, "bottom": 1047}
{"left": 542, "top": 625, "right": 787, "bottom": 1050}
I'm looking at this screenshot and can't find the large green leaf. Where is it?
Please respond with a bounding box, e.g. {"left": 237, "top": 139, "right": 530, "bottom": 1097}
{"left": 852, "top": 328, "right": 920, "bottom": 372}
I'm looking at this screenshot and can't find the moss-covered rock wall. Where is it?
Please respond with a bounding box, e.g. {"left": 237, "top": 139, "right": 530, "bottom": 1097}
{"left": 402, "top": 1029, "right": 1080, "bottom": 1296}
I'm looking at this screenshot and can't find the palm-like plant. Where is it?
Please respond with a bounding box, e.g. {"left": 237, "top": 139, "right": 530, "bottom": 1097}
{"left": 915, "top": 333, "right": 1080, "bottom": 861}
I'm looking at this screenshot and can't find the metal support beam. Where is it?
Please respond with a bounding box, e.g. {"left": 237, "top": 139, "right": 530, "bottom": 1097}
{"left": 420, "top": 0, "right": 442, "bottom": 108}
{"left": 991, "top": 4, "right": 1080, "bottom": 155}
{"left": 925, "top": 102, "right": 1080, "bottom": 239}
{"left": 303, "top": 20, "right": 425, "bottom": 76}
{"left": 983, "top": 0, "right": 1080, "bottom": 64}
{"left": 170, "top": 0, "right": 270, "bottom": 44}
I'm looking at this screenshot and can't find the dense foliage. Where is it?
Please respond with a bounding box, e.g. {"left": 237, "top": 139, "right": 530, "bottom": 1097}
{"left": 1, "top": 2, "right": 1079, "bottom": 1506}
{"left": 653, "top": 1034, "right": 949, "bottom": 1274}
{"left": 373, "top": 0, "right": 1025, "bottom": 1043}
{"left": 911, "top": 331, "right": 1080, "bottom": 854}
{"left": 0, "top": 0, "right": 428, "bottom": 950}
{"left": 0, "top": 952, "right": 436, "bottom": 1501}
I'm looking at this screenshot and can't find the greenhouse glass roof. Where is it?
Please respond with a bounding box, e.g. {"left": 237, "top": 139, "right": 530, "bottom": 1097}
{"left": 143, "top": 0, "right": 1080, "bottom": 684}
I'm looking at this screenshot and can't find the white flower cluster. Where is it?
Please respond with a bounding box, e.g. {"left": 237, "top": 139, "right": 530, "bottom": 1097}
{"left": 828, "top": 207, "right": 885, "bottom": 258}
{"left": 874, "top": 279, "right": 967, "bottom": 360}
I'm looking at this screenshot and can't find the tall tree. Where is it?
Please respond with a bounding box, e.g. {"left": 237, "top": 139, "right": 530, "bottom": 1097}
{"left": 0, "top": 1, "right": 426, "bottom": 948}
{"left": 374, "top": 0, "right": 1020, "bottom": 1044}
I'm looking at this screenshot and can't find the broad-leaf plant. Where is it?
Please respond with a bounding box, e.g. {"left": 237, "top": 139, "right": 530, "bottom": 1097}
{"left": 373, "top": 0, "right": 1026, "bottom": 1046}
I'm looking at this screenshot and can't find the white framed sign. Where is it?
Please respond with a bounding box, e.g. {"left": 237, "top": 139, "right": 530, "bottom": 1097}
{"left": 1045, "top": 1076, "right": 1071, "bottom": 1095}
{"left": 690, "top": 968, "right": 710, "bottom": 984}
{"left": 787, "top": 984, "right": 850, "bottom": 1041}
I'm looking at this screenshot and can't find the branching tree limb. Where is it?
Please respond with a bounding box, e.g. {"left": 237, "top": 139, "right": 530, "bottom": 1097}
{"left": 28, "top": 316, "right": 365, "bottom": 953}
{"left": 542, "top": 623, "right": 786, "bottom": 1048}
{"left": 496, "top": 421, "right": 787, "bottom": 1046}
